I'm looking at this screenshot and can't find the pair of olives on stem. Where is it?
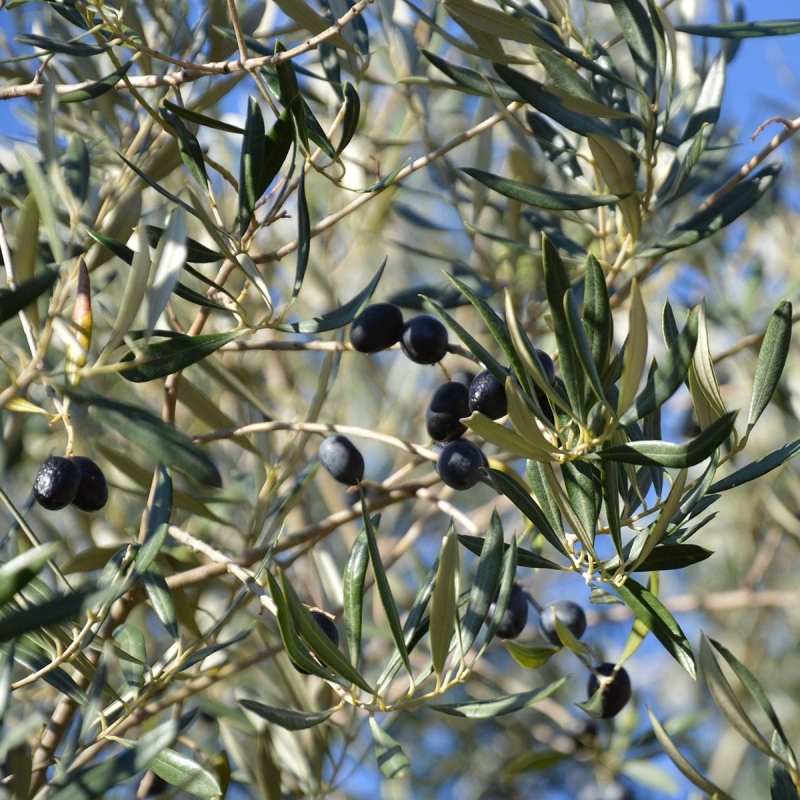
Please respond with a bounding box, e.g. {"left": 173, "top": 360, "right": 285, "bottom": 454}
{"left": 34, "top": 455, "right": 108, "bottom": 512}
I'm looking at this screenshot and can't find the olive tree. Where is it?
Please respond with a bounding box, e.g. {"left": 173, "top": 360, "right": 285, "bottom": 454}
{"left": 0, "top": 0, "right": 799, "bottom": 797}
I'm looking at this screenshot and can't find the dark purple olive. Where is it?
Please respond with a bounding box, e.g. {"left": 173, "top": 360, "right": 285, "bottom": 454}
{"left": 318, "top": 436, "right": 365, "bottom": 485}
{"left": 468, "top": 370, "right": 508, "bottom": 419}
{"left": 68, "top": 456, "right": 108, "bottom": 512}
{"left": 400, "top": 315, "right": 449, "bottom": 364}
{"left": 534, "top": 349, "right": 556, "bottom": 384}
{"left": 350, "top": 303, "right": 404, "bottom": 353}
{"left": 586, "top": 663, "right": 632, "bottom": 719}
{"left": 34, "top": 456, "right": 80, "bottom": 510}
{"left": 426, "top": 382, "right": 470, "bottom": 442}
{"left": 493, "top": 583, "right": 529, "bottom": 639}
{"left": 436, "top": 439, "right": 486, "bottom": 490}
{"left": 539, "top": 600, "right": 587, "bottom": 645}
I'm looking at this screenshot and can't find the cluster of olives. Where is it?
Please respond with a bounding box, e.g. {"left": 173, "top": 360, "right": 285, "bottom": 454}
{"left": 494, "top": 585, "right": 631, "bottom": 719}
{"left": 33, "top": 455, "right": 108, "bottom": 512}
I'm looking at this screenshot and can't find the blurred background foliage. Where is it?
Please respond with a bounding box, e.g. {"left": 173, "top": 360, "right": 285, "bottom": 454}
{"left": 0, "top": 0, "right": 799, "bottom": 798}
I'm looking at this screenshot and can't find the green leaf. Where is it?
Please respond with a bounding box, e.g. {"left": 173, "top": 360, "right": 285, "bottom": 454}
{"left": 150, "top": 748, "right": 222, "bottom": 798}
{"left": 647, "top": 709, "right": 735, "bottom": 800}
{"left": 619, "top": 307, "right": 698, "bottom": 426}
{"left": 162, "top": 107, "right": 209, "bottom": 190}
{"left": 64, "top": 133, "right": 90, "bottom": 204}
{"left": 276, "top": 258, "right": 386, "bottom": 333}
{"left": 460, "top": 511, "right": 504, "bottom": 652}
{"left": 617, "top": 280, "right": 648, "bottom": 417}
{"left": 630, "top": 544, "right": 713, "bottom": 571}
{"left": 430, "top": 523, "right": 459, "bottom": 681}
{"left": 609, "top": 0, "right": 658, "bottom": 102}
{"left": 613, "top": 577, "right": 696, "bottom": 678}
{"left": 456, "top": 534, "right": 565, "bottom": 571}
{"left": 146, "top": 208, "right": 187, "bottom": 338}
{"left": 427, "top": 677, "right": 566, "bottom": 717}
{"left": 238, "top": 97, "right": 266, "bottom": 236}
{"left": 369, "top": 718, "right": 409, "bottom": 779}
{"left": 583, "top": 255, "right": 613, "bottom": 377}
{"left": 422, "top": 49, "right": 517, "bottom": 100}
{"left": 14, "top": 640, "right": 88, "bottom": 707}
{"left": 135, "top": 466, "right": 172, "bottom": 575}
{"left": 113, "top": 624, "right": 147, "bottom": 691}
{"left": 708, "top": 637, "right": 797, "bottom": 770}
{"left": 337, "top": 81, "right": 361, "bottom": 155}
{"left": 602, "top": 461, "right": 625, "bottom": 560}
{"left": 238, "top": 699, "right": 334, "bottom": 731}
{"left": 120, "top": 330, "right": 244, "bottom": 382}
{"left": 0, "top": 269, "right": 58, "bottom": 327}
{"left": 281, "top": 571, "right": 373, "bottom": 693}
{"left": 16, "top": 33, "right": 109, "bottom": 56}
{"left": 49, "top": 719, "right": 177, "bottom": 800}
{"left": 0, "top": 587, "right": 97, "bottom": 643}
{"left": 488, "top": 468, "right": 569, "bottom": 557}
{"left": 0, "top": 544, "right": 58, "bottom": 609}
{"left": 699, "top": 635, "right": 777, "bottom": 760}
{"left": 142, "top": 564, "right": 178, "bottom": 638}
{"left": 748, "top": 300, "right": 793, "bottom": 433}
{"left": 463, "top": 168, "right": 622, "bottom": 211}
{"left": 708, "top": 438, "right": 800, "bottom": 493}
{"left": 59, "top": 60, "right": 134, "bottom": 103}
{"left": 561, "top": 461, "right": 602, "bottom": 544}
{"left": 359, "top": 496, "right": 412, "bottom": 679}
{"left": 639, "top": 164, "right": 781, "bottom": 257}
{"left": 161, "top": 100, "right": 245, "bottom": 134}
{"left": 564, "top": 289, "right": 609, "bottom": 410}
{"left": 503, "top": 641, "right": 560, "bottom": 668}
{"left": 770, "top": 731, "right": 800, "bottom": 800}
{"left": 676, "top": 19, "right": 800, "bottom": 38}
{"left": 73, "top": 391, "right": 222, "bottom": 487}
{"left": 343, "top": 530, "right": 368, "bottom": 667}
{"left": 600, "top": 410, "right": 737, "bottom": 467}
{"left": 292, "top": 169, "right": 310, "bottom": 300}
{"left": 275, "top": 45, "right": 308, "bottom": 149}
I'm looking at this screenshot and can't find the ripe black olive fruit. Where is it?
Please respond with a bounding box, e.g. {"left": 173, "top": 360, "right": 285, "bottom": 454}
{"left": 493, "top": 582, "right": 529, "bottom": 639}
{"left": 468, "top": 370, "right": 508, "bottom": 419}
{"left": 34, "top": 456, "right": 80, "bottom": 510}
{"left": 586, "top": 663, "right": 632, "bottom": 719}
{"left": 68, "top": 456, "right": 108, "bottom": 512}
{"left": 400, "top": 315, "right": 449, "bottom": 364}
{"left": 539, "top": 600, "right": 587, "bottom": 646}
{"left": 534, "top": 348, "right": 556, "bottom": 384}
{"left": 309, "top": 609, "right": 340, "bottom": 648}
{"left": 426, "top": 382, "right": 470, "bottom": 442}
{"left": 436, "top": 439, "right": 486, "bottom": 490}
{"left": 318, "top": 435, "right": 365, "bottom": 485}
{"left": 350, "top": 303, "right": 404, "bottom": 353}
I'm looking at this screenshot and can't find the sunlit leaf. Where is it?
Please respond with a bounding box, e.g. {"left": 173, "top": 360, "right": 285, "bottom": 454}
{"left": 428, "top": 677, "right": 566, "bottom": 717}
{"left": 239, "top": 699, "right": 334, "bottom": 731}
{"left": 369, "top": 718, "right": 409, "bottom": 779}
{"left": 430, "top": 524, "right": 459, "bottom": 681}
{"left": 748, "top": 300, "right": 792, "bottom": 434}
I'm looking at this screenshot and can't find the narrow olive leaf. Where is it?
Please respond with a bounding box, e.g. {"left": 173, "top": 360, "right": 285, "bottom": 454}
{"left": 268, "top": 0, "right": 352, "bottom": 49}
{"left": 617, "top": 280, "right": 648, "bottom": 417}
{"left": 709, "top": 637, "right": 797, "bottom": 769}
{"left": 59, "top": 60, "right": 133, "bottom": 103}
{"left": 337, "top": 81, "right": 361, "bottom": 155}
{"left": 503, "top": 641, "right": 560, "bottom": 668}
{"left": 614, "top": 577, "right": 696, "bottom": 678}
{"left": 504, "top": 382, "right": 561, "bottom": 458}
{"left": 146, "top": 209, "right": 187, "bottom": 338}
{"left": 602, "top": 461, "right": 625, "bottom": 560}
{"left": 543, "top": 235, "right": 584, "bottom": 417}
{"left": 587, "top": 134, "right": 641, "bottom": 238}
{"left": 238, "top": 97, "right": 266, "bottom": 236}
{"left": 281, "top": 572, "right": 373, "bottom": 693}
{"left": 460, "top": 511, "right": 504, "bottom": 652}
{"left": 430, "top": 524, "right": 459, "bottom": 682}
{"left": 463, "top": 168, "right": 622, "bottom": 211}
{"left": 675, "top": 20, "right": 800, "bottom": 38}
{"left": 428, "top": 677, "right": 566, "bottom": 718}
{"left": 275, "top": 43, "right": 308, "bottom": 149}
{"left": 120, "top": 330, "right": 245, "bottom": 382}
{"left": 16, "top": 33, "right": 109, "bottom": 56}
{"left": 421, "top": 50, "right": 517, "bottom": 100}
{"left": 359, "top": 494, "right": 413, "bottom": 679}
{"left": 0, "top": 587, "right": 97, "bottom": 644}
{"left": 239, "top": 700, "right": 334, "bottom": 731}
{"left": 369, "top": 718, "right": 409, "bottom": 779}
{"left": 748, "top": 300, "right": 793, "bottom": 433}
{"left": 73, "top": 391, "right": 222, "bottom": 487}
{"left": 64, "top": 133, "right": 90, "bottom": 204}
{"left": 135, "top": 466, "right": 172, "bottom": 576}
{"left": 583, "top": 255, "right": 613, "bottom": 377}
{"left": 457, "top": 534, "right": 565, "bottom": 571}
{"left": 292, "top": 169, "right": 310, "bottom": 300}
{"left": 770, "top": 731, "right": 800, "bottom": 800}
{"left": 619, "top": 308, "right": 698, "bottom": 426}
{"left": 639, "top": 163, "right": 781, "bottom": 257}
{"left": 709, "top": 438, "right": 800, "bottom": 493}
{"left": 600, "top": 410, "right": 737, "bottom": 467}
{"left": 609, "top": 0, "right": 658, "bottom": 102}
{"left": 13, "top": 641, "right": 88, "bottom": 707}
{"left": 49, "top": 719, "right": 178, "bottom": 800}
{"left": 162, "top": 100, "right": 244, "bottom": 134}
{"left": 699, "top": 635, "right": 778, "bottom": 760}
{"left": 562, "top": 461, "right": 602, "bottom": 545}
{"left": 647, "top": 709, "right": 736, "bottom": 800}
{"left": 142, "top": 564, "right": 178, "bottom": 639}
{"left": 343, "top": 530, "right": 368, "bottom": 667}
{"left": 488, "top": 468, "right": 569, "bottom": 556}
{"left": 688, "top": 303, "right": 727, "bottom": 429}
{"left": 276, "top": 258, "right": 386, "bottom": 333}
{"left": 564, "top": 289, "right": 609, "bottom": 409}
{"left": 0, "top": 545, "right": 58, "bottom": 609}
{"left": 0, "top": 269, "right": 58, "bottom": 325}
{"left": 631, "top": 544, "right": 713, "bottom": 571}
{"left": 113, "top": 624, "right": 147, "bottom": 691}
{"left": 150, "top": 748, "right": 222, "bottom": 798}
{"left": 265, "top": 571, "right": 335, "bottom": 680}
{"left": 161, "top": 107, "right": 209, "bottom": 190}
